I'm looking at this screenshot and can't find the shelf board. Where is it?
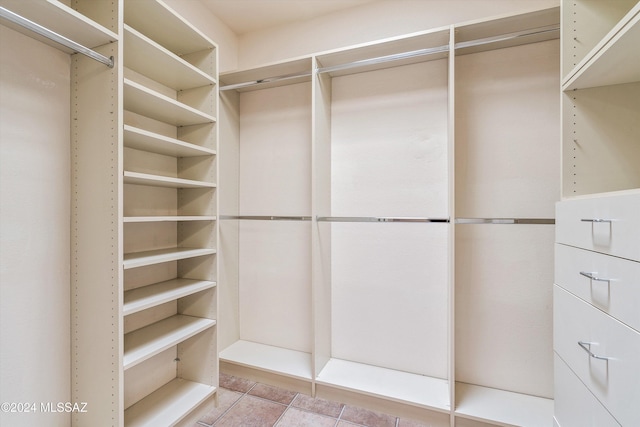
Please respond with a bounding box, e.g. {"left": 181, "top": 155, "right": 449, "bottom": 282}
{"left": 315, "top": 27, "right": 450, "bottom": 78}
{"left": 316, "top": 358, "right": 450, "bottom": 411}
{"left": 454, "top": 383, "right": 553, "bottom": 427}
{"left": 124, "top": 378, "right": 215, "bottom": 427}
{"left": 220, "top": 340, "right": 312, "bottom": 381}
{"left": 124, "top": 0, "right": 215, "bottom": 56}
{"left": 0, "top": 0, "right": 117, "bottom": 52}
{"left": 455, "top": 7, "right": 560, "bottom": 56}
{"left": 124, "top": 171, "right": 215, "bottom": 189}
{"left": 124, "top": 314, "right": 215, "bottom": 370}
{"left": 124, "top": 79, "right": 216, "bottom": 127}
{"left": 124, "top": 216, "right": 217, "bottom": 223}
{"left": 563, "top": 3, "right": 640, "bottom": 90}
{"left": 123, "top": 278, "right": 216, "bottom": 316}
{"left": 124, "top": 25, "right": 216, "bottom": 91}
{"left": 123, "top": 247, "right": 216, "bottom": 270}
{"left": 124, "top": 125, "right": 215, "bottom": 158}
{"left": 220, "top": 57, "right": 313, "bottom": 92}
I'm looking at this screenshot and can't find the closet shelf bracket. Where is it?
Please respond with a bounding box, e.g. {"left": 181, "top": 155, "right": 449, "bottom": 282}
{"left": 0, "top": 6, "right": 114, "bottom": 68}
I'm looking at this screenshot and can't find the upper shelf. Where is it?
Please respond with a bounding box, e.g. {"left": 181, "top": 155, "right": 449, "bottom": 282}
{"left": 124, "top": 0, "right": 215, "bottom": 56}
{"left": 455, "top": 7, "right": 560, "bottom": 56}
{"left": 124, "top": 25, "right": 216, "bottom": 91}
{"left": 0, "top": 0, "right": 117, "bottom": 51}
{"left": 563, "top": 2, "right": 640, "bottom": 90}
{"left": 316, "top": 27, "right": 450, "bottom": 77}
{"left": 220, "top": 57, "right": 313, "bottom": 92}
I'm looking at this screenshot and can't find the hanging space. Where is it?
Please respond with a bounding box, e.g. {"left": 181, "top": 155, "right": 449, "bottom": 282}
{"left": 452, "top": 7, "right": 560, "bottom": 427}
{"left": 312, "top": 27, "right": 453, "bottom": 424}
{"left": 218, "top": 58, "right": 315, "bottom": 394}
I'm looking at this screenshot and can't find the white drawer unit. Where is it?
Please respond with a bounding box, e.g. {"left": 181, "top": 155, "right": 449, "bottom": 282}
{"left": 554, "top": 354, "right": 620, "bottom": 427}
{"left": 555, "top": 243, "right": 640, "bottom": 332}
{"left": 555, "top": 192, "right": 640, "bottom": 262}
{"left": 554, "top": 285, "right": 640, "bottom": 426}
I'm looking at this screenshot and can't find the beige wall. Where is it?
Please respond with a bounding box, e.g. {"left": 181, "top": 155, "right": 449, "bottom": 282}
{"left": 236, "top": 0, "right": 560, "bottom": 69}
{"left": 0, "top": 26, "right": 71, "bottom": 426}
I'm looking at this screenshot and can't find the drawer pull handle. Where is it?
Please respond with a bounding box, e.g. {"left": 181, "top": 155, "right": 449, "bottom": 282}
{"left": 579, "top": 271, "right": 611, "bottom": 283}
{"left": 581, "top": 218, "right": 613, "bottom": 223}
{"left": 578, "top": 341, "right": 610, "bottom": 361}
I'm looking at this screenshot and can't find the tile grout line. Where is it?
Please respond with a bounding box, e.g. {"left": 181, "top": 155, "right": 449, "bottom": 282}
{"left": 271, "top": 391, "right": 300, "bottom": 426}
{"left": 203, "top": 382, "right": 259, "bottom": 427}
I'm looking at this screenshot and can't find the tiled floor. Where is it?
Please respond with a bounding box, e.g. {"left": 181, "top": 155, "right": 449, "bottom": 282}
{"left": 194, "top": 373, "right": 429, "bottom": 427}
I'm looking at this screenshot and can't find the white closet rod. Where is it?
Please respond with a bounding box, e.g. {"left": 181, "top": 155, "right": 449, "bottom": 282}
{"left": 219, "top": 23, "right": 558, "bottom": 91}
{"left": 219, "top": 71, "right": 312, "bottom": 91}
{"left": 220, "top": 215, "right": 312, "bottom": 221}
{"left": 317, "top": 216, "right": 450, "bottom": 223}
{"left": 454, "top": 24, "right": 559, "bottom": 50}
{"left": 0, "top": 6, "right": 114, "bottom": 68}
{"left": 455, "top": 218, "right": 555, "bottom": 225}
{"left": 315, "top": 44, "right": 449, "bottom": 75}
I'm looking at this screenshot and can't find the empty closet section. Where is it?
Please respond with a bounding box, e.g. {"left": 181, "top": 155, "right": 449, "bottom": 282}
{"left": 561, "top": 1, "right": 640, "bottom": 197}
{"left": 122, "top": 1, "right": 219, "bottom": 425}
{"left": 453, "top": 8, "right": 559, "bottom": 427}
{"left": 314, "top": 28, "right": 451, "bottom": 411}
{"left": 218, "top": 58, "right": 314, "bottom": 387}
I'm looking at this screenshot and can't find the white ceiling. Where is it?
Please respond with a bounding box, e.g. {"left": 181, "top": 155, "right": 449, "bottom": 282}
{"left": 200, "top": 0, "right": 377, "bottom": 35}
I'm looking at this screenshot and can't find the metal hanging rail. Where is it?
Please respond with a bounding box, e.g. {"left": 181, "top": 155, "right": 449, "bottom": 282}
{"left": 454, "top": 24, "right": 560, "bottom": 51}
{"left": 455, "top": 218, "right": 555, "bottom": 225}
{"left": 315, "top": 44, "right": 449, "bottom": 75}
{"left": 0, "top": 6, "right": 114, "bottom": 68}
{"left": 220, "top": 215, "right": 312, "bottom": 221}
{"left": 219, "top": 71, "right": 313, "bottom": 91}
{"left": 219, "top": 23, "right": 558, "bottom": 91}
{"left": 317, "top": 216, "right": 450, "bottom": 223}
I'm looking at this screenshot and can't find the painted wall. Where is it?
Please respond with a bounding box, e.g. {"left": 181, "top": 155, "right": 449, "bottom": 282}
{"left": 236, "top": 0, "right": 560, "bottom": 69}
{"left": 164, "top": 0, "right": 239, "bottom": 73}
{"left": 0, "top": 26, "right": 71, "bottom": 426}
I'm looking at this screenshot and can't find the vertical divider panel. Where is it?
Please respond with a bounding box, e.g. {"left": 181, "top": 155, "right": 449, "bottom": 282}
{"left": 218, "top": 89, "right": 240, "bottom": 350}
{"left": 311, "top": 58, "right": 333, "bottom": 389}
{"left": 447, "top": 24, "right": 456, "bottom": 426}
{"left": 71, "top": 36, "right": 123, "bottom": 426}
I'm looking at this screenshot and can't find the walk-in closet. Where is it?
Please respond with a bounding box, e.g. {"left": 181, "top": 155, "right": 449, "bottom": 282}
{"left": 2, "top": 0, "right": 639, "bottom": 426}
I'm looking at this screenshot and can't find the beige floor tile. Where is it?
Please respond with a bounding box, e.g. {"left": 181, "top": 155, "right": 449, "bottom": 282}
{"left": 340, "top": 405, "right": 397, "bottom": 427}
{"left": 276, "top": 407, "right": 337, "bottom": 427}
{"left": 198, "top": 388, "right": 243, "bottom": 425}
{"left": 248, "top": 382, "right": 298, "bottom": 405}
{"left": 292, "top": 393, "right": 345, "bottom": 418}
{"left": 219, "top": 373, "right": 256, "bottom": 393}
{"left": 214, "top": 395, "right": 287, "bottom": 427}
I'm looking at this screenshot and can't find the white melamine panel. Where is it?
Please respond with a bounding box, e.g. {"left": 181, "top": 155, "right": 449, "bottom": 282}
{"left": 331, "top": 223, "right": 448, "bottom": 377}
{"left": 456, "top": 224, "right": 554, "bottom": 398}
{"left": 554, "top": 285, "right": 640, "bottom": 426}
{"left": 124, "top": 378, "right": 215, "bottom": 427}
{"left": 123, "top": 247, "right": 216, "bottom": 270}
{"left": 562, "top": 0, "right": 638, "bottom": 82}
{"left": 239, "top": 221, "right": 312, "bottom": 352}
{"left": 555, "top": 243, "right": 640, "bottom": 332}
{"left": 455, "top": 39, "right": 560, "bottom": 218}
{"left": 555, "top": 191, "right": 640, "bottom": 261}
{"left": 219, "top": 340, "right": 312, "bottom": 380}
{"left": 553, "top": 354, "right": 621, "bottom": 427}
{"left": 562, "top": 83, "right": 640, "bottom": 197}
{"left": 124, "top": 347, "right": 176, "bottom": 409}
{"left": 454, "top": 383, "right": 553, "bottom": 427}
{"left": 238, "top": 82, "right": 311, "bottom": 215}
{"left": 124, "top": 279, "right": 216, "bottom": 316}
{"left": 124, "top": 171, "right": 215, "bottom": 189}
{"left": 124, "top": 125, "right": 215, "bottom": 158}
{"left": 331, "top": 60, "right": 448, "bottom": 218}
{"left": 564, "top": 3, "right": 640, "bottom": 90}
{"left": 0, "top": 26, "right": 70, "bottom": 427}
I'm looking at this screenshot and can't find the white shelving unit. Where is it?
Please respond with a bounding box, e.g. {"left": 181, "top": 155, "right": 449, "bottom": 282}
{"left": 555, "top": 1, "right": 640, "bottom": 426}
{"left": 219, "top": 7, "right": 559, "bottom": 427}
{"left": 50, "top": 0, "right": 220, "bottom": 424}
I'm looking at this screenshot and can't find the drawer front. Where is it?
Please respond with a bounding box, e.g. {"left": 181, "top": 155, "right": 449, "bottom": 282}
{"left": 554, "top": 285, "right": 640, "bottom": 426}
{"left": 554, "top": 353, "right": 621, "bottom": 427}
{"left": 555, "top": 243, "right": 640, "bottom": 332}
{"left": 556, "top": 193, "right": 640, "bottom": 261}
